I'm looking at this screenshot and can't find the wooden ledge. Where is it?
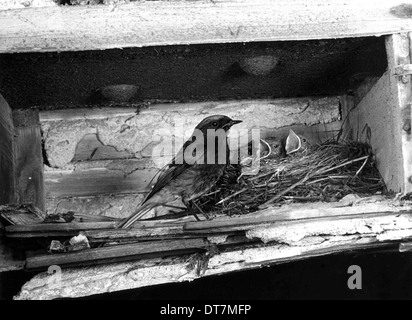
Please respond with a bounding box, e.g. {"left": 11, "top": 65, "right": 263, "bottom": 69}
{"left": 12, "top": 196, "right": 412, "bottom": 299}
{"left": 1, "top": 0, "right": 412, "bottom": 53}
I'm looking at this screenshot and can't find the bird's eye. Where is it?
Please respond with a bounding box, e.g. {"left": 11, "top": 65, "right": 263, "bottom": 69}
{"left": 212, "top": 121, "right": 218, "bottom": 127}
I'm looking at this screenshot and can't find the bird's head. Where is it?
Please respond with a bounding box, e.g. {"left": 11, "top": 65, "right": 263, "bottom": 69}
{"left": 195, "top": 115, "right": 242, "bottom": 133}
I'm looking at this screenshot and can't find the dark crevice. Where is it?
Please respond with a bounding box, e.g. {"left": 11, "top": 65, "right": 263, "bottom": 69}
{"left": 40, "top": 135, "right": 51, "bottom": 167}
{"left": 0, "top": 37, "right": 387, "bottom": 110}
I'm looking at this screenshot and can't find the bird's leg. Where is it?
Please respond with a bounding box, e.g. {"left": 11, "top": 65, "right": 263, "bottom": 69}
{"left": 192, "top": 201, "right": 211, "bottom": 220}
{"left": 182, "top": 199, "right": 201, "bottom": 221}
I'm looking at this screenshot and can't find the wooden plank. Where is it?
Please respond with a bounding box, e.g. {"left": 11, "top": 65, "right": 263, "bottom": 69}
{"left": 346, "top": 33, "right": 412, "bottom": 192}
{"left": 45, "top": 193, "right": 146, "bottom": 220}
{"left": 25, "top": 238, "right": 208, "bottom": 270}
{"left": 4, "top": 213, "right": 196, "bottom": 238}
{"left": 83, "top": 225, "right": 186, "bottom": 243}
{"left": 406, "top": 33, "right": 412, "bottom": 193}
{"left": 0, "top": 95, "right": 22, "bottom": 272}
{"left": 45, "top": 166, "right": 157, "bottom": 198}
{"left": 0, "top": 0, "right": 412, "bottom": 53}
{"left": 84, "top": 221, "right": 242, "bottom": 243}
{"left": 5, "top": 221, "right": 117, "bottom": 235}
{"left": 184, "top": 202, "right": 412, "bottom": 233}
{"left": 13, "top": 109, "right": 45, "bottom": 211}
{"left": 5, "top": 218, "right": 198, "bottom": 238}
{"left": 8, "top": 197, "right": 412, "bottom": 238}
{"left": 0, "top": 94, "right": 16, "bottom": 204}
{"left": 385, "top": 33, "right": 412, "bottom": 193}
{"left": 16, "top": 242, "right": 394, "bottom": 299}
{"left": 401, "top": 39, "right": 412, "bottom": 193}
{"left": 349, "top": 71, "right": 404, "bottom": 191}
{"left": 15, "top": 208, "right": 412, "bottom": 299}
{"left": 1, "top": 213, "right": 42, "bottom": 226}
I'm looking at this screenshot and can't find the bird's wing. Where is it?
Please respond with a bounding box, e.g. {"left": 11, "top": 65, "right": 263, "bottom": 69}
{"left": 142, "top": 162, "right": 189, "bottom": 204}
{"left": 142, "top": 138, "right": 205, "bottom": 204}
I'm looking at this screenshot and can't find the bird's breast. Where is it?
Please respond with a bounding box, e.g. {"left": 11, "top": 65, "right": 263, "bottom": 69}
{"left": 178, "top": 164, "right": 226, "bottom": 201}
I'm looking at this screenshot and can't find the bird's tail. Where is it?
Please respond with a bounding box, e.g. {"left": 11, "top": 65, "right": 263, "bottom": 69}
{"left": 116, "top": 202, "right": 156, "bottom": 228}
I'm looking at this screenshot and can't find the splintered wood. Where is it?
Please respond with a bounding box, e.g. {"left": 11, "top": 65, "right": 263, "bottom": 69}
{"left": 1, "top": 0, "right": 412, "bottom": 53}
{"left": 13, "top": 109, "right": 45, "bottom": 211}
{"left": 6, "top": 195, "right": 412, "bottom": 300}
{"left": 0, "top": 94, "right": 16, "bottom": 205}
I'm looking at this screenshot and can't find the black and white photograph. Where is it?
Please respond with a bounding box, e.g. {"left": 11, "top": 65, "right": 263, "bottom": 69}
{"left": 0, "top": 0, "right": 412, "bottom": 305}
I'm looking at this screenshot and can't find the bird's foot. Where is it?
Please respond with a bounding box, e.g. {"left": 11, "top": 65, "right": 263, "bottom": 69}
{"left": 192, "top": 202, "right": 211, "bottom": 220}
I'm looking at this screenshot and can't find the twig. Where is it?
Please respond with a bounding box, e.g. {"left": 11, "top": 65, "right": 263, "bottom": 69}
{"left": 217, "top": 188, "right": 248, "bottom": 205}
{"left": 202, "top": 190, "right": 221, "bottom": 197}
{"left": 258, "top": 174, "right": 311, "bottom": 209}
{"left": 316, "top": 155, "right": 369, "bottom": 176}
{"left": 249, "top": 165, "right": 286, "bottom": 181}
{"left": 355, "top": 157, "right": 369, "bottom": 177}
{"left": 257, "top": 157, "right": 368, "bottom": 209}
{"left": 283, "top": 196, "right": 323, "bottom": 200}
{"left": 306, "top": 177, "right": 332, "bottom": 185}
{"left": 307, "top": 175, "right": 351, "bottom": 185}
{"left": 254, "top": 181, "right": 281, "bottom": 188}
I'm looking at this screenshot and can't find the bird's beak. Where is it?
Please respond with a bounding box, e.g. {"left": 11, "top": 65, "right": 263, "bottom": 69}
{"left": 223, "top": 119, "right": 242, "bottom": 130}
{"left": 230, "top": 120, "right": 242, "bottom": 126}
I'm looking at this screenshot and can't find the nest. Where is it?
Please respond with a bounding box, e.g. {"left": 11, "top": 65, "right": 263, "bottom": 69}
{"left": 198, "top": 140, "right": 386, "bottom": 216}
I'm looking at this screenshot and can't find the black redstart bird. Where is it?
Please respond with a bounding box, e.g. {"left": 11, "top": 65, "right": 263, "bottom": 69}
{"left": 117, "top": 115, "right": 242, "bottom": 228}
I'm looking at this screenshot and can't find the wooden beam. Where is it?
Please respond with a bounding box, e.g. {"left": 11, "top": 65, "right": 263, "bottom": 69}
{"left": 0, "top": 106, "right": 45, "bottom": 210}
{"left": 25, "top": 238, "right": 208, "bottom": 271}
{"left": 15, "top": 208, "right": 412, "bottom": 299}
{"left": 13, "top": 109, "right": 45, "bottom": 211}
{"left": 8, "top": 195, "right": 412, "bottom": 297}
{"left": 0, "top": 98, "right": 24, "bottom": 271}
{"left": 6, "top": 221, "right": 117, "bottom": 237}
{"left": 346, "top": 33, "right": 412, "bottom": 192}
{"left": 44, "top": 165, "right": 157, "bottom": 198}
{"left": 347, "top": 71, "right": 401, "bottom": 191}
{"left": 18, "top": 242, "right": 394, "bottom": 300}
{"left": 45, "top": 194, "right": 146, "bottom": 220}
{"left": 0, "top": 94, "right": 16, "bottom": 204}
{"left": 184, "top": 202, "right": 412, "bottom": 233}
{"left": 7, "top": 196, "right": 412, "bottom": 239}
{"left": 384, "top": 33, "right": 412, "bottom": 193}
{"left": 0, "top": 0, "right": 412, "bottom": 53}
